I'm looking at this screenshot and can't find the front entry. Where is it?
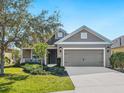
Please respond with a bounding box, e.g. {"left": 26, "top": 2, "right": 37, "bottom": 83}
{"left": 47, "top": 49, "right": 57, "bottom": 64}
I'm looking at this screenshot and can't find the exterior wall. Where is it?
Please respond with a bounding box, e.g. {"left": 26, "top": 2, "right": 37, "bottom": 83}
{"left": 112, "top": 38, "right": 121, "bottom": 48}
{"left": 111, "top": 36, "right": 124, "bottom": 54}
{"left": 5, "top": 49, "right": 20, "bottom": 63}
{"left": 64, "top": 29, "right": 104, "bottom": 42}
{"left": 5, "top": 52, "right": 13, "bottom": 63}
{"left": 112, "top": 36, "right": 124, "bottom": 48}
{"left": 112, "top": 46, "right": 124, "bottom": 54}
{"left": 106, "top": 47, "right": 111, "bottom": 66}
{"left": 57, "top": 44, "right": 111, "bottom": 67}
{"left": 121, "top": 36, "right": 124, "bottom": 46}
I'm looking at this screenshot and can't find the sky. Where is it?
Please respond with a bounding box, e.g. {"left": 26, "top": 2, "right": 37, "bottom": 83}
{"left": 28, "top": 0, "right": 124, "bottom": 40}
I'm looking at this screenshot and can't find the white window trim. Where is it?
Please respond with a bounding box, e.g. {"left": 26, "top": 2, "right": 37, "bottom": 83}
{"left": 81, "top": 32, "right": 87, "bottom": 39}
{"left": 58, "top": 32, "right": 63, "bottom": 38}
{"left": 62, "top": 48, "right": 106, "bottom": 67}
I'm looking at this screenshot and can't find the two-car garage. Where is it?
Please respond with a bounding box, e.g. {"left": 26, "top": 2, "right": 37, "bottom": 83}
{"left": 63, "top": 48, "right": 105, "bottom": 67}
{"left": 55, "top": 26, "right": 111, "bottom": 67}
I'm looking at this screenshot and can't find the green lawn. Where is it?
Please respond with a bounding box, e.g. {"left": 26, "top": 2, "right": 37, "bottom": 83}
{"left": 0, "top": 67, "right": 74, "bottom": 93}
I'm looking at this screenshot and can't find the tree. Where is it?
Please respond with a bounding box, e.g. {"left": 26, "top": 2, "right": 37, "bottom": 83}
{"left": 0, "top": 0, "right": 32, "bottom": 75}
{"left": 0, "top": 0, "right": 61, "bottom": 75}
{"left": 15, "top": 11, "right": 62, "bottom": 47}
{"left": 29, "top": 10, "right": 62, "bottom": 44}
{"left": 34, "top": 43, "right": 48, "bottom": 65}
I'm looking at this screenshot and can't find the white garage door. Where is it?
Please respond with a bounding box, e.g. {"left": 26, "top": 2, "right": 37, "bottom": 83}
{"left": 64, "top": 49, "right": 103, "bottom": 66}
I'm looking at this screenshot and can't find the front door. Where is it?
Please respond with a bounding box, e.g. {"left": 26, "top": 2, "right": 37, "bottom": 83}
{"left": 47, "top": 49, "right": 57, "bottom": 64}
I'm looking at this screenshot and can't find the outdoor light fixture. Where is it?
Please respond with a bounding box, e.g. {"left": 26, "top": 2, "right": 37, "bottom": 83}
{"left": 59, "top": 47, "right": 62, "bottom": 53}
{"left": 107, "top": 46, "right": 110, "bottom": 52}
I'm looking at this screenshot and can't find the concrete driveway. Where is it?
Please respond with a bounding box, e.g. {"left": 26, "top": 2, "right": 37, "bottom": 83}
{"left": 66, "top": 67, "right": 124, "bottom": 93}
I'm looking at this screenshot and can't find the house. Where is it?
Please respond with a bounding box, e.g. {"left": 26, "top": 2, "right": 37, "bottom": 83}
{"left": 5, "top": 43, "right": 20, "bottom": 64}
{"left": 21, "top": 25, "right": 112, "bottom": 67}
{"left": 111, "top": 35, "right": 124, "bottom": 53}
{"left": 21, "top": 28, "right": 68, "bottom": 64}
{"left": 5, "top": 48, "right": 14, "bottom": 63}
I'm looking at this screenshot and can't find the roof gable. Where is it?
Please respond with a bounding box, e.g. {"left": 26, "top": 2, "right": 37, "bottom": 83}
{"left": 55, "top": 25, "right": 112, "bottom": 44}
{"left": 63, "top": 29, "right": 104, "bottom": 42}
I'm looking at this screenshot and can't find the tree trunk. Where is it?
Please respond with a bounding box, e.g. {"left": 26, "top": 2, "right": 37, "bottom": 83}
{"left": 41, "top": 58, "right": 42, "bottom": 66}
{"left": 0, "top": 22, "right": 5, "bottom": 75}
{"left": 0, "top": 47, "right": 5, "bottom": 75}
{"left": 41, "top": 57, "right": 45, "bottom": 66}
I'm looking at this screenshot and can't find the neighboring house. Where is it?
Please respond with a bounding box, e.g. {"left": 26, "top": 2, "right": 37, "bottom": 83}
{"left": 5, "top": 48, "right": 14, "bottom": 63}
{"left": 21, "top": 25, "right": 112, "bottom": 67}
{"left": 111, "top": 35, "right": 124, "bottom": 53}
{"left": 5, "top": 47, "right": 20, "bottom": 64}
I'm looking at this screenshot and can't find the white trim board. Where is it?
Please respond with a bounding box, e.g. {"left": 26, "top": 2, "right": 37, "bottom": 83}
{"left": 58, "top": 42, "right": 110, "bottom": 44}
{"left": 55, "top": 25, "right": 112, "bottom": 44}
{"left": 62, "top": 48, "right": 106, "bottom": 67}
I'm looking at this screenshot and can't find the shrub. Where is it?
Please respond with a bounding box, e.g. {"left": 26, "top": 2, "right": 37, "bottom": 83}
{"left": 30, "top": 68, "right": 51, "bottom": 75}
{"left": 110, "top": 52, "right": 124, "bottom": 69}
{"left": 46, "top": 66, "right": 66, "bottom": 76}
{"left": 22, "top": 64, "right": 42, "bottom": 72}
{"left": 13, "top": 59, "right": 21, "bottom": 67}
{"left": 22, "top": 64, "right": 50, "bottom": 75}
{"left": 21, "top": 63, "right": 66, "bottom": 76}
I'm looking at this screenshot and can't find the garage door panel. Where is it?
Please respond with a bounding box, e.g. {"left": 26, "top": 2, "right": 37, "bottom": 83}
{"left": 64, "top": 50, "right": 103, "bottom": 66}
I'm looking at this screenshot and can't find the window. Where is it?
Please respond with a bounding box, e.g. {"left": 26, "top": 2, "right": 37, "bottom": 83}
{"left": 81, "top": 32, "right": 87, "bottom": 39}
{"left": 58, "top": 32, "right": 63, "bottom": 38}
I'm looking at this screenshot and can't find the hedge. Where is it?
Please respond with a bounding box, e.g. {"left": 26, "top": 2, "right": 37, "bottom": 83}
{"left": 110, "top": 52, "right": 124, "bottom": 69}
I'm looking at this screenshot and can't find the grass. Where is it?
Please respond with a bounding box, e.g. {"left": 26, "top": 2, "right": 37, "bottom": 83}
{"left": 0, "top": 67, "right": 74, "bottom": 93}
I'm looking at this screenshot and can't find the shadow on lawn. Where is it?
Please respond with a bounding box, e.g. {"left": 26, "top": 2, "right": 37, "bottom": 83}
{"left": 5, "top": 74, "right": 29, "bottom": 81}
{"left": 0, "top": 74, "right": 29, "bottom": 93}
{"left": 0, "top": 81, "right": 14, "bottom": 93}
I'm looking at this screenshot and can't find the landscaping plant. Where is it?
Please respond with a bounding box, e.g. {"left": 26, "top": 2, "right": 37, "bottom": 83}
{"left": 34, "top": 43, "right": 48, "bottom": 66}
{"left": 22, "top": 63, "right": 66, "bottom": 76}
{"left": 22, "top": 64, "right": 50, "bottom": 75}
{"left": 110, "top": 52, "right": 124, "bottom": 70}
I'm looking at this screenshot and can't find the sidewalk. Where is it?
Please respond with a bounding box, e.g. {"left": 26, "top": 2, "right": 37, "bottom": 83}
{"left": 51, "top": 90, "right": 74, "bottom": 93}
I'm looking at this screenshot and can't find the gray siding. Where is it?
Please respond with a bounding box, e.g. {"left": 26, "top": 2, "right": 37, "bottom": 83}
{"left": 121, "top": 36, "right": 124, "bottom": 46}
{"left": 64, "top": 29, "right": 104, "bottom": 42}
{"left": 112, "top": 36, "right": 124, "bottom": 48}
{"left": 56, "top": 26, "right": 111, "bottom": 67}
{"left": 112, "top": 38, "right": 121, "bottom": 48}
